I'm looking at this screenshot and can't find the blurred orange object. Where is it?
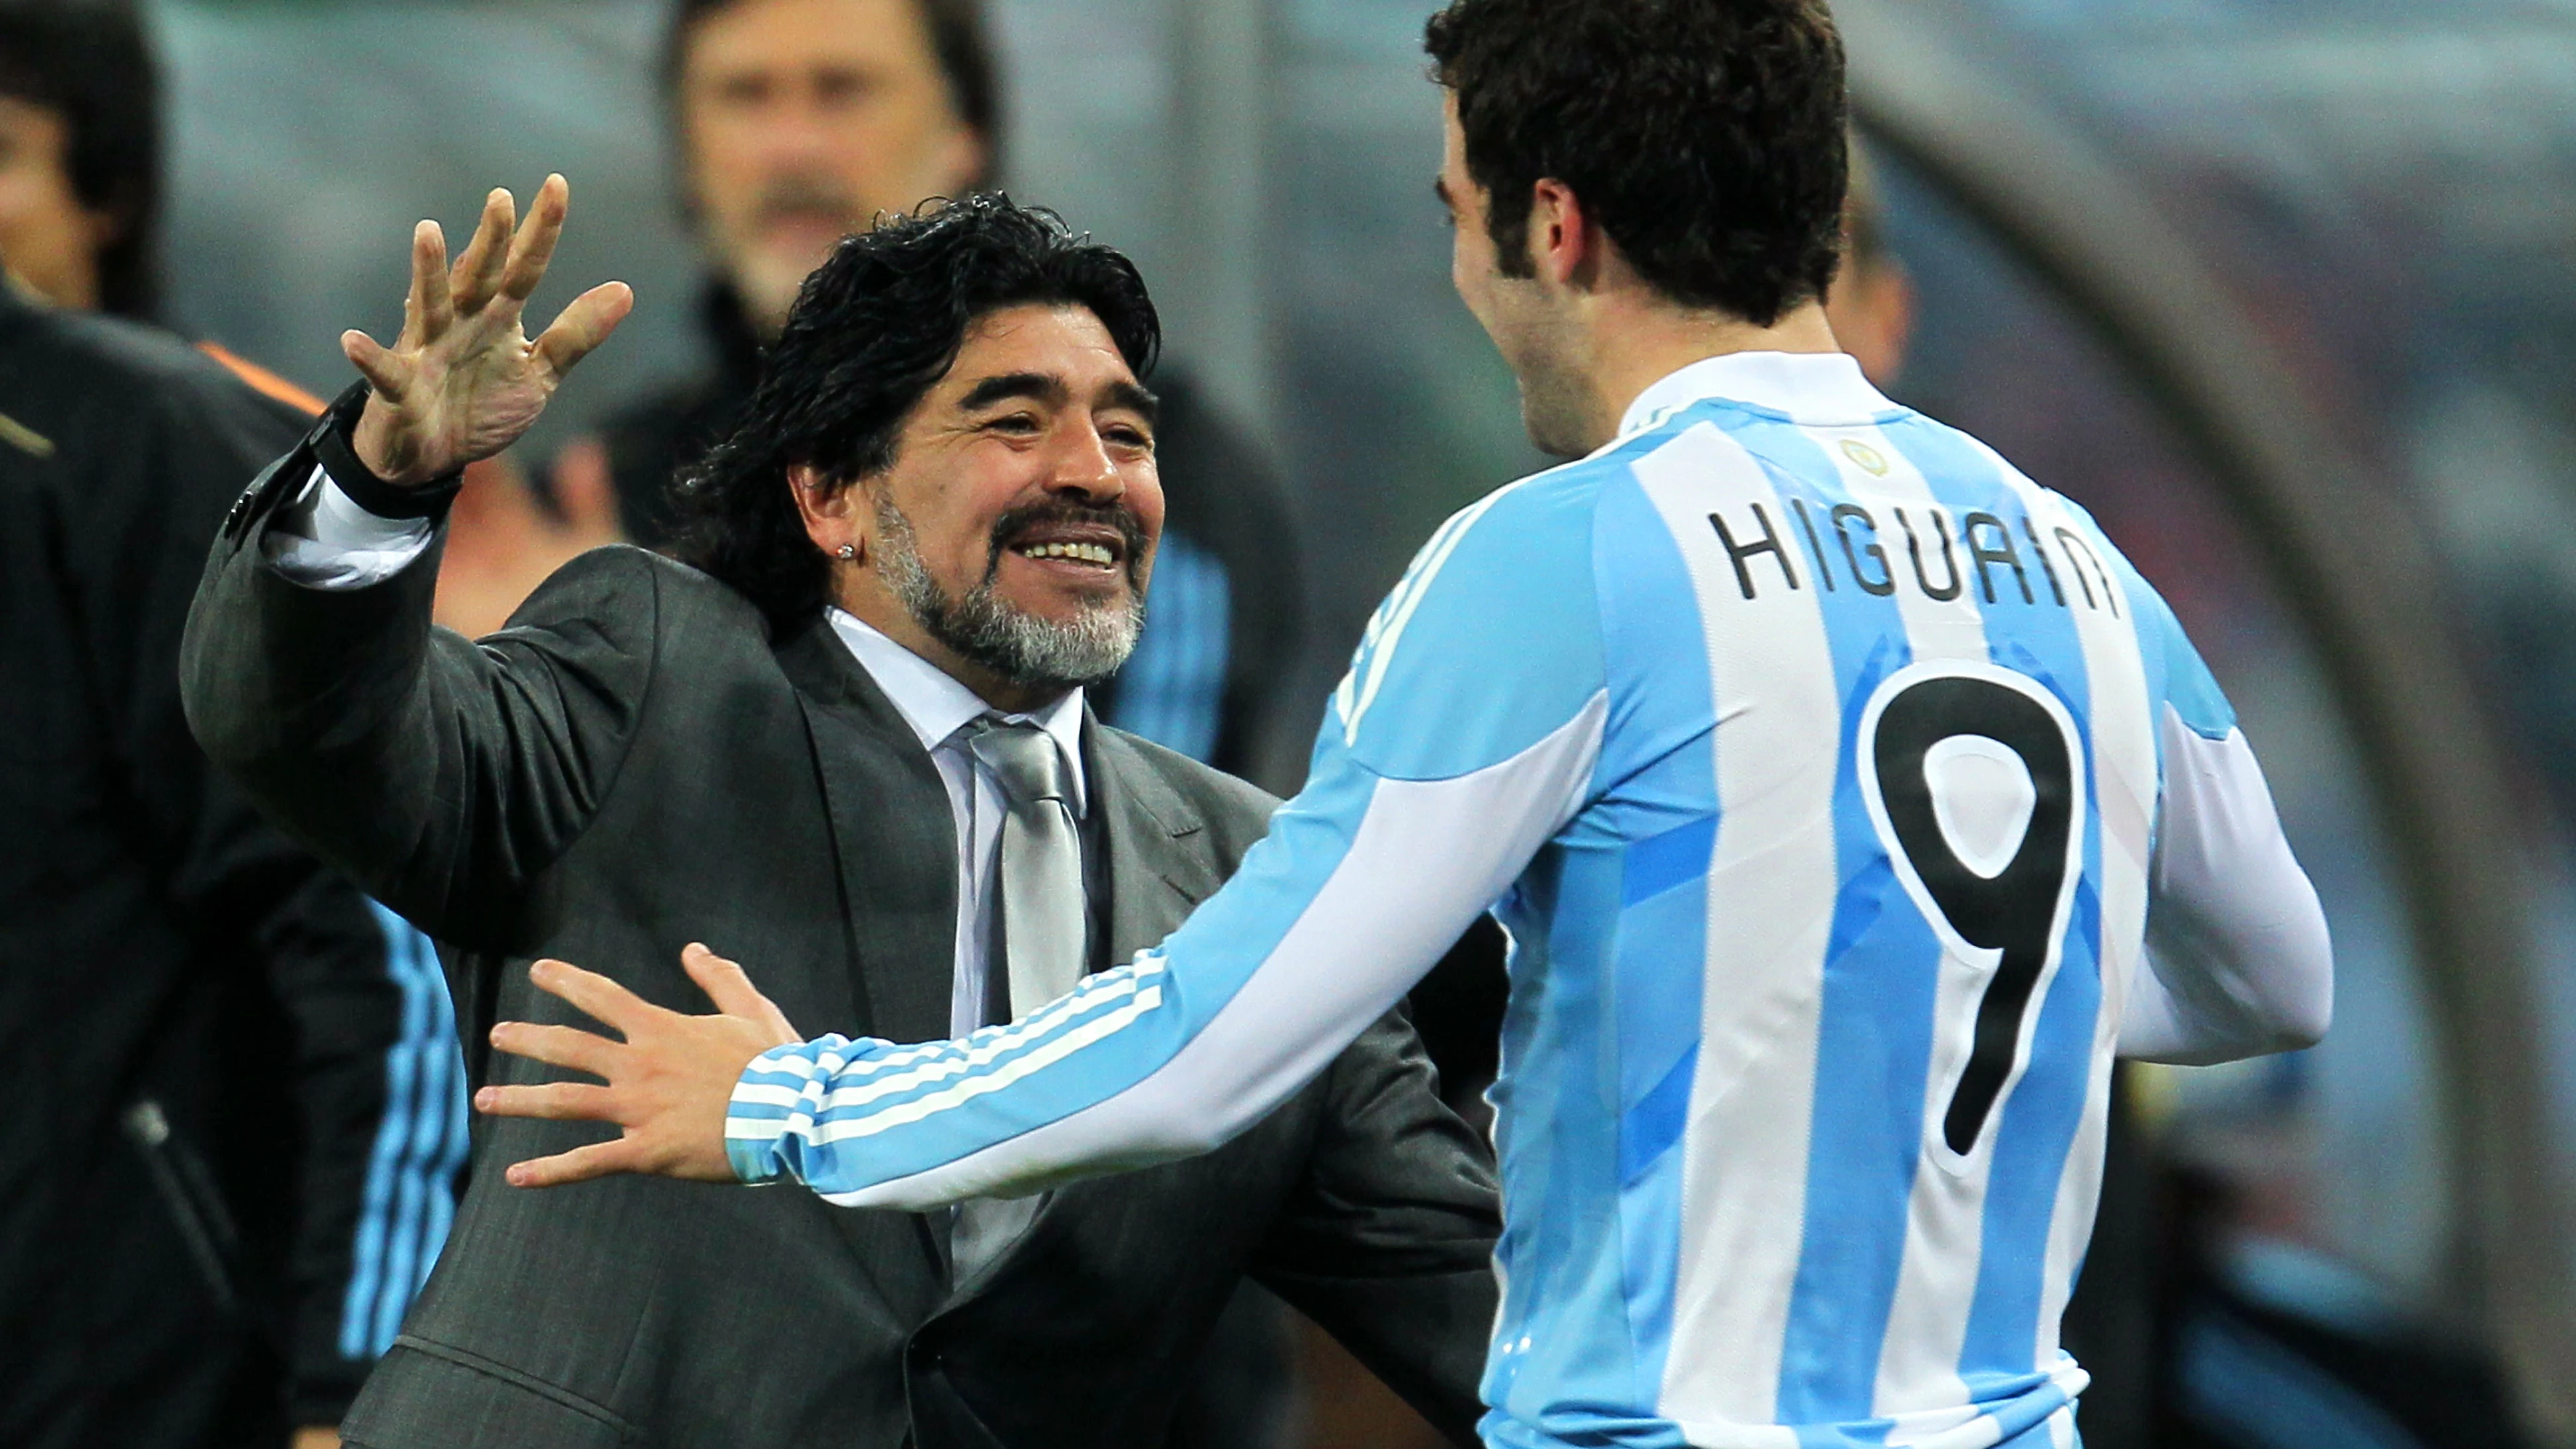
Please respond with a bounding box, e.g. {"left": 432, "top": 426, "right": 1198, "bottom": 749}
{"left": 198, "top": 340, "right": 327, "bottom": 415}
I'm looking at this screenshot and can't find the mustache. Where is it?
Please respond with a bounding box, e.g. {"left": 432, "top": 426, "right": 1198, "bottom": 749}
{"left": 984, "top": 501, "right": 1149, "bottom": 583}
{"left": 751, "top": 176, "right": 861, "bottom": 229}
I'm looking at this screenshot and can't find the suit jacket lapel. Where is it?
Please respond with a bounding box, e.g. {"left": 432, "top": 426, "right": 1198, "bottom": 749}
{"left": 778, "top": 621, "right": 967, "bottom": 1278}
{"left": 1086, "top": 718, "right": 1218, "bottom": 964}
{"left": 775, "top": 620, "right": 958, "bottom": 1047}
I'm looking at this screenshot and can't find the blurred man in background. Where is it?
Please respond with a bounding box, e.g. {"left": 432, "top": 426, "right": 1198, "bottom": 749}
{"left": 539, "top": 0, "right": 1306, "bottom": 790}
{"left": 601, "top": 0, "right": 997, "bottom": 535}
{"left": 0, "top": 5, "right": 461, "bottom": 1445}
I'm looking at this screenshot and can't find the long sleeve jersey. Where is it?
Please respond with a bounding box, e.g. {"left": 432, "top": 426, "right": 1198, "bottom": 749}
{"left": 726, "top": 351, "right": 2332, "bottom": 1449}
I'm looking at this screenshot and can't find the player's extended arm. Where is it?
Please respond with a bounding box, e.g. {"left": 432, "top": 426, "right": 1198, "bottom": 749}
{"left": 480, "top": 479, "right": 1610, "bottom": 1207}
{"left": 480, "top": 694, "right": 1603, "bottom": 1203}
{"left": 2118, "top": 704, "right": 2333, "bottom": 1065}
{"left": 742, "top": 703, "right": 1598, "bottom": 1208}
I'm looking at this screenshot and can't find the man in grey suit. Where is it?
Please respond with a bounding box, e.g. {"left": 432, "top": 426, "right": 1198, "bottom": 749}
{"left": 180, "top": 178, "right": 1499, "bottom": 1448}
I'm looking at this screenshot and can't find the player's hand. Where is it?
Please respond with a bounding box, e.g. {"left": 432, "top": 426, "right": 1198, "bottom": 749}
{"left": 475, "top": 944, "right": 799, "bottom": 1187}
{"left": 344, "top": 174, "right": 633, "bottom": 487}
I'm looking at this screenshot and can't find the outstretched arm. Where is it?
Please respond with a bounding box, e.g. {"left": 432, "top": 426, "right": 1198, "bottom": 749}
{"left": 483, "top": 690, "right": 1603, "bottom": 1202}
{"left": 345, "top": 177, "right": 631, "bottom": 491}
{"left": 181, "top": 178, "right": 641, "bottom": 940}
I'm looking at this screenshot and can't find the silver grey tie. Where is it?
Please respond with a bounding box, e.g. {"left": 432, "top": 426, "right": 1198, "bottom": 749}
{"left": 965, "top": 719, "right": 1086, "bottom": 1023}
{"left": 947, "top": 719, "right": 1079, "bottom": 1291}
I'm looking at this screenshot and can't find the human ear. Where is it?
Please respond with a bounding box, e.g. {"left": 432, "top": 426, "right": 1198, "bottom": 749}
{"left": 84, "top": 202, "right": 128, "bottom": 250}
{"left": 1526, "top": 178, "right": 1595, "bottom": 289}
{"left": 789, "top": 463, "right": 864, "bottom": 561}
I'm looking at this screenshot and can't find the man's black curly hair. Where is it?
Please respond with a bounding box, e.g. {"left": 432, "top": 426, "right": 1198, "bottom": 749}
{"left": 1424, "top": 0, "right": 1848, "bottom": 326}
{"left": 667, "top": 194, "right": 1159, "bottom": 630}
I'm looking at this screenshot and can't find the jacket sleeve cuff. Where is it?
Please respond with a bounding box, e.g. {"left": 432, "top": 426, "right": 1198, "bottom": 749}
{"left": 311, "top": 380, "right": 464, "bottom": 523}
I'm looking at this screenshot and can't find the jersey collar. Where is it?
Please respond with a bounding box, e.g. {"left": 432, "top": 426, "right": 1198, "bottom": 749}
{"left": 1615, "top": 350, "right": 1896, "bottom": 440}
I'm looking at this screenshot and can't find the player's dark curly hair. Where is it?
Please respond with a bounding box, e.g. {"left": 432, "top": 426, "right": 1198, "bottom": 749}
{"left": 1423, "top": 0, "right": 1848, "bottom": 326}
{"left": 667, "top": 194, "right": 1159, "bottom": 630}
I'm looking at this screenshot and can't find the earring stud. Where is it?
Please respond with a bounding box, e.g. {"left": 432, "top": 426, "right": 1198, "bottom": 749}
{"left": 836, "top": 543, "right": 857, "bottom": 561}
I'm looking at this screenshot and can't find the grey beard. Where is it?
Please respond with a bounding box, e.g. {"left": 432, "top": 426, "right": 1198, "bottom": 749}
{"left": 873, "top": 495, "right": 1145, "bottom": 690}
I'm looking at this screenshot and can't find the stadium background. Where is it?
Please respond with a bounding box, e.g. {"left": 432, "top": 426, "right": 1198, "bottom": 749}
{"left": 137, "top": 1, "right": 2576, "bottom": 1444}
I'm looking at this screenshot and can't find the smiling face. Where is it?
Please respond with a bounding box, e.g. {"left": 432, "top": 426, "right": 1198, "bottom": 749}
{"left": 797, "top": 302, "right": 1163, "bottom": 708}
{"left": 678, "top": 0, "right": 987, "bottom": 334}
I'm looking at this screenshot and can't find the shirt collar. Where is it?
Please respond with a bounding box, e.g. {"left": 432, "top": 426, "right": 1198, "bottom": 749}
{"left": 1615, "top": 350, "right": 1896, "bottom": 440}
{"left": 825, "top": 608, "right": 1089, "bottom": 816}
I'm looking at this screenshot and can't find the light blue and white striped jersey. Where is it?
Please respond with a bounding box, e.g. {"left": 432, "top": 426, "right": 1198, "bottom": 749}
{"left": 726, "top": 352, "right": 2319, "bottom": 1449}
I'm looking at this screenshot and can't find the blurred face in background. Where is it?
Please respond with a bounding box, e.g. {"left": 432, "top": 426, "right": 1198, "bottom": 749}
{"left": 1824, "top": 247, "right": 1911, "bottom": 388}
{"left": 678, "top": 0, "right": 988, "bottom": 335}
{"left": 1825, "top": 148, "right": 1914, "bottom": 388}
{"left": 0, "top": 94, "right": 112, "bottom": 309}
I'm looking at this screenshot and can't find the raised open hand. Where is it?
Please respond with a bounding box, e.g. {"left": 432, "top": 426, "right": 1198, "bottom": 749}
{"left": 344, "top": 174, "right": 633, "bottom": 487}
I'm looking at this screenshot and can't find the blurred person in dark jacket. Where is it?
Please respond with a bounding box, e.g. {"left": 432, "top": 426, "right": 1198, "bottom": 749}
{"left": 0, "top": 273, "right": 462, "bottom": 1449}
{"left": 0, "top": 5, "right": 463, "bottom": 1446}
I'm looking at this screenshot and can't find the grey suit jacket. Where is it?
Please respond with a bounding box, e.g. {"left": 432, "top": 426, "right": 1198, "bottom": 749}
{"left": 180, "top": 434, "right": 1501, "bottom": 1449}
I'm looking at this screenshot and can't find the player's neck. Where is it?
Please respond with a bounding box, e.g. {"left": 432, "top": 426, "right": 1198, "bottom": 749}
{"left": 1574, "top": 298, "right": 1841, "bottom": 452}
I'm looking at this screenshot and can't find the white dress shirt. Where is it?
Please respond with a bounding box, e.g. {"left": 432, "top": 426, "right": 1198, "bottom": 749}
{"left": 261, "top": 465, "right": 1092, "bottom": 1038}
{"left": 262, "top": 464, "right": 437, "bottom": 586}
